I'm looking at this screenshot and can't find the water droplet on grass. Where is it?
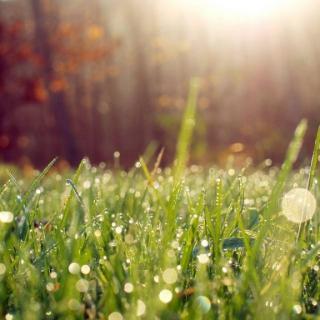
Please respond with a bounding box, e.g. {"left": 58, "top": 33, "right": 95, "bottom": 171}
{"left": 195, "top": 296, "right": 211, "bottom": 313}
{"left": 159, "top": 289, "right": 173, "bottom": 303}
{"left": 81, "top": 265, "right": 91, "bottom": 275}
{"left": 124, "top": 282, "right": 134, "bottom": 293}
{"left": 46, "top": 282, "right": 55, "bottom": 292}
{"left": 311, "top": 298, "right": 318, "bottom": 306}
{"left": 83, "top": 180, "right": 91, "bottom": 189}
{"left": 137, "top": 300, "right": 146, "bottom": 316}
{"left": 68, "top": 262, "right": 80, "bottom": 275}
{"left": 108, "top": 312, "right": 123, "bottom": 320}
{"left": 201, "top": 239, "right": 209, "bottom": 248}
{"left": 162, "top": 268, "right": 178, "bottom": 284}
{"left": 197, "top": 254, "right": 209, "bottom": 264}
{"left": 293, "top": 304, "right": 302, "bottom": 314}
{"left": 222, "top": 267, "right": 228, "bottom": 273}
{"left": 0, "top": 211, "right": 14, "bottom": 223}
{"left": 94, "top": 230, "right": 102, "bottom": 238}
{"left": 282, "top": 188, "right": 316, "bottom": 223}
{"left": 115, "top": 226, "right": 123, "bottom": 234}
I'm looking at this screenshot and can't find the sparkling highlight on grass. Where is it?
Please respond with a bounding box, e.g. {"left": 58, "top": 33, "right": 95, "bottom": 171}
{"left": 281, "top": 188, "right": 317, "bottom": 223}
{"left": 0, "top": 120, "right": 318, "bottom": 319}
{"left": 80, "top": 264, "right": 91, "bottom": 275}
{"left": 108, "top": 312, "right": 123, "bottom": 320}
{"left": 159, "top": 289, "right": 173, "bottom": 303}
{"left": 0, "top": 211, "right": 14, "bottom": 223}
{"left": 195, "top": 296, "right": 211, "bottom": 314}
{"left": 68, "top": 262, "right": 81, "bottom": 275}
{"left": 162, "top": 268, "right": 178, "bottom": 284}
{"left": 197, "top": 253, "right": 210, "bottom": 264}
{"left": 124, "top": 282, "right": 134, "bottom": 293}
{"left": 137, "top": 300, "right": 146, "bottom": 316}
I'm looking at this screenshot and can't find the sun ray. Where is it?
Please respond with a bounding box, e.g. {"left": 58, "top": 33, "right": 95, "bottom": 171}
{"left": 179, "top": 0, "right": 301, "bottom": 21}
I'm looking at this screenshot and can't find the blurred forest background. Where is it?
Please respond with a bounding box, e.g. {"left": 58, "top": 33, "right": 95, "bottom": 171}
{"left": 0, "top": 0, "right": 319, "bottom": 168}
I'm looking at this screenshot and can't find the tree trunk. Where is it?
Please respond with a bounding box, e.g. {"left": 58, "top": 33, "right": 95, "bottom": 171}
{"left": 30, "top": 0, "right": 79, "bottom": 165}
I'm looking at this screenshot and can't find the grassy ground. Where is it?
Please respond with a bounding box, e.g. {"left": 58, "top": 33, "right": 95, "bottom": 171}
{"left": 0, "top": 123, "right": 318, "bottom": 320}
{"left": 0, "top": 82, "right": 320, "bottom": 319}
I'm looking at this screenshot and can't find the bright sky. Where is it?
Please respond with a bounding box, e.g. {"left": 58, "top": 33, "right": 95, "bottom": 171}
{"left": 177, "top": 0, "right": 303, "bottom": 21}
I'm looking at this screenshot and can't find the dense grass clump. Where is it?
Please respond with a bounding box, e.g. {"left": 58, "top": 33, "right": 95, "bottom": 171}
{"left": 0, "top": 121, "right": 319, "bottom": 319}
{"left": 0, "top": 82, "right": 319, "bottom": 319}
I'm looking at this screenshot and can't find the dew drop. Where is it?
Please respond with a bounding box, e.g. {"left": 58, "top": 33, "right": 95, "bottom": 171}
{"left": 81, "top": 265, "right": 91, "bottom": 275}
{"left": 46, "top": 282, "right": 55, "bottom": 292}
{"left": 0, "top": 211, "right": 14, "bottom": 223}
{"left": 195, "top": 296, "right": 211, "bottom": 314}
{"left": 201, "top": 239, "right": 209, "bottom": 248}
{"left": 94, "top": 230, "right": 102, "bottom": 238}
{"left": 115, "top": 226, "right": 123, "bottom": 234}
{"left": 137, "top": 299, "right": 146, "bottom": 316}
{"left": 124, "top": 282, "right": 134, "bottom": 293}
{"left": 293, "top": 304, "right": 302, "bottom": 314}
{"left": 108, "top": 312, "right": 123, "bottom": 320}
{"left": 162, "top": 268, "right": 178, "bottom": 284}
{"left": 197, "top": 254, "right": 209, "bottom": 264}
{"left": 83, "top": 180, "right": 91, "bottom": 189}
{"left": 282, "top": 188, "right": 316, "bottom": 223}
{"left": 159, "top": 289, "right": 173, "bottom": 304}
{"left": 113, "top": 151, "right": 120, "bottom": 159}
{"left": 311, "top": 298, "right": 318, "bottom": 306}
{"left": 68, "top": 262, "right": 80, "bottom": 275}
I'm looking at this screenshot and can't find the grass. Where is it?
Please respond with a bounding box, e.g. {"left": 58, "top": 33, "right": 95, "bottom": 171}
{"left": 0, "top": 85, "right": 319, "bottom": 319}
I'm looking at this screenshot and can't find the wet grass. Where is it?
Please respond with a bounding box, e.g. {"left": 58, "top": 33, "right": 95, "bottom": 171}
{"left": 0, "top": 82, "right": 319, "bottom": 319}
{"left": 0, "top": 122, "right": 318, "bottom": 319}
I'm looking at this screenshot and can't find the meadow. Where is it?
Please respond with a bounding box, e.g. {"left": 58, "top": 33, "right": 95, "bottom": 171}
{"left": 0, "top": 103, "right": 319, "bottom": 320}
{"left": 2, "top": 1, "right": 320, "bottom": 319}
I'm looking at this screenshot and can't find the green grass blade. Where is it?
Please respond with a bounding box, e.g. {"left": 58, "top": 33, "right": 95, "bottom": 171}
{"left": 213, "top": 178, "right": 223, "bottom": 262}
{"left": 269, "top": 119, "right": 307, "bottom": 202}
{"left": 307, "top": 125, "right": 320, "bottom": 190}
{"left": 255, "top": 120, "right": 307, "bottom": 246}
{"left": 60, "top": 158, "right": 86, "bottom": 228}
{"left": 236, "top": 120, "right": 307, "bottom": 306}
{"left": 174, "top": 78, "right": 200, "bottom": 182}
{"left": 17, "top": 157, "right": 57, "bottom": 212}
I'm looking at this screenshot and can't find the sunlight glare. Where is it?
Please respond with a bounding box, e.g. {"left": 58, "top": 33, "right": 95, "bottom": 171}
{"left": 214, "top": 0, "right": 290, "bottom": 17}
{"left": 181, "top": 0, "right": 299, "bottom": 20}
